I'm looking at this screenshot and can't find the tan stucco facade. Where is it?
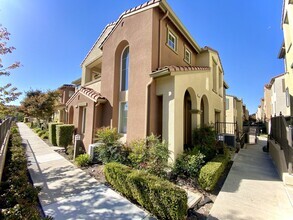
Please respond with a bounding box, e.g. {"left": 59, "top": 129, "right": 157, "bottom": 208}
{"left": 66, "top": 0, "right": 226, "bottom": 161}
{"left": 280, "top": 0, "right": 293, "bottom": 116}
{"left": 225, "top": 95, "right": 244, "bottom": 133}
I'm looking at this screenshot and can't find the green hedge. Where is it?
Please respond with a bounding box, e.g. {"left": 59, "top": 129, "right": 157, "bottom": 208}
{"left": 49, "top": 123, "right": 62, "bottom": 146}
{"left": 56, "top": 124, "right": 74, "bottom": 148}
{"left": 198, "top": 150, "right": 230, "bottom": 191}
{"left": 105, "top": 162, "right": 187, "bottom": 220}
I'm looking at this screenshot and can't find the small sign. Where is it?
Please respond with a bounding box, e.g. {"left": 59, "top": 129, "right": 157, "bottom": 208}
{"left": 75, "top": 134, "right": 81, "bottom": 141}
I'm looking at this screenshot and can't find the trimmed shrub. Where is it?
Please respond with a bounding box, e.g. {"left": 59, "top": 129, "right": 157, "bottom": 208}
{"left": 56, "top": 124, "right": 74, "bottom": 149}
{"left": 40, "top": 131, "right": 49, "bottom": 140}
{"left": 75, "top": 154, "right": 91, "bottom": 167}
{"left": 172, "top": 150, "right": 205, "bottom": 178}
{"left": 105, "top": 162, "right": 187, "bottom": 220}
{"left": 48, "top": 122, "right": 62, "bottom": 146}
{"left": 104, "top": 162, "right": 133, "bottom": 199}
{"left": 198, "top": 149, "right": 231, "bottom": 191}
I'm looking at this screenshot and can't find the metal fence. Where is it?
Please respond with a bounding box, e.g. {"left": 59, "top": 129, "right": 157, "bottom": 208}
{"left": 270, "top": 116, "right": 293, "bottom": 168}
{"left": 215, "top": 122, "right": 238, "bottom": 136}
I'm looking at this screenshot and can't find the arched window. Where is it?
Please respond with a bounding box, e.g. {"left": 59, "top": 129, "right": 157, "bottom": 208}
{"left": 121, "top": 46, "right": 129, "bottom": 91}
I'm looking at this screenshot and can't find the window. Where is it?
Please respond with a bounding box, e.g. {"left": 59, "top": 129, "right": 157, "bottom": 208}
{"left": 282, "top": 78, "right": 286, "bottom": 92}
{"left": 286, "top": 88, "right": 290, "bottom": 107}
{"left": 69, "top": 90, "right": 74, "bottom": 98}
{"left": 81, "top": 108, "right": 86, "bottom": 134}
{"left": 212, "top": 60, "right": 217, "bottom": 92}
{"left": 167, "top": 30, "right": 177, "bottom": 52}
{"left": 119, "top": 102, "right": 128, "bottom": 134}
{"left": 184, "top": 48, "right": 191, "bottom": 64}
{"left": 121, "top": 46, "right": 129, "bottom": 91}
{"left": 226, "top": 98, "right": 229, "bottom": 110}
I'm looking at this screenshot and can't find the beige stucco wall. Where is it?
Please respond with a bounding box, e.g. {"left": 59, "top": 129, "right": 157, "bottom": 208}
{"left": 156, "top": 68, "right": 224, "bottom": 161}
{"left": 264, "top": 86, "right": 272, "bottom": 121}
{"left": 226, "top": 96, "right": 235, "bottom": 123}
{"left": 271, "top": 75, "right": 287, "bottom": 116}
{"left": 236, "top": 99, "right": 243, "bottom": 132}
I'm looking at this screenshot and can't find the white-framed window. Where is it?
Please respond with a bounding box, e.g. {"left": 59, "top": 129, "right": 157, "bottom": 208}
{"left": 119, "top": 102, "right": 128, "bottom": 134}
{"left": 286, "top": 88, "right": 290, "bottom": 107}
{"left": 184, "top": 48, "right": 191, "bottom": 64}
{"left": 81, "top": 108, "right": 86, "bottom": 134}
{"left": 167, "top": 29, "right": 177, "bottom": 52}
{"left": 212, "top": 60, "right": 217, "bottom": 92}
{"left": 121, "top": 46, "right": 129, "bottom": 91}
{"left": 226, "top": 98, "right": 229, "bottom": 110}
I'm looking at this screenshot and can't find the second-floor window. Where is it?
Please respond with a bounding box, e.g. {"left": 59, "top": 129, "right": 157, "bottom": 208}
{"left": 226, "top": 98, "right": 229, "bottom": 110}
{"left": 121, "top": 46, "right": 129, "bottom": 91}
{"left": 184, "top": 48, "right": 191, "bottom": 64}
{"left": 167, "top": 30, "right": 177, "bottom": 52}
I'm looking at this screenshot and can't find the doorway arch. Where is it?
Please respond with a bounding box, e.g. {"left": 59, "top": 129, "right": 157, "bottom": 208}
{"left": 68, "top": 106, "right": 74, "bottom": 124}
{"left": 200, "top": 95, "right": 209, "bottom": 127}
{"left": 183, "top": 88, "right": 197, "bottom": 149}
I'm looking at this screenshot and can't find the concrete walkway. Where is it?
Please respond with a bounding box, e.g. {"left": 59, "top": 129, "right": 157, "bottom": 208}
{"left": 208, "top": 136, "right": 293, "bottom": 220}
{"left": 17, "top": 123, "right": 149, "bottom": 220}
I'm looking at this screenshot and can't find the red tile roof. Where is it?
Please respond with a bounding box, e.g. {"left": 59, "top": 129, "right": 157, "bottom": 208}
{"left": 120, "top": 0, "right": 161, "bottom": 18}
{"left": 66, "top": 87, "right": 106, "bottom": 106}
{"left": 79, "top": 87, "right": 105, "bottom": 102}
{"left": 157, "top": 65, "right": 210, "bottom": 72}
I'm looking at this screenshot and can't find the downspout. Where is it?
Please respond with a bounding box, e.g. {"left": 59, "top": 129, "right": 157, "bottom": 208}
{"left": 145, "top": 10, "right": 169, "bottom": 137}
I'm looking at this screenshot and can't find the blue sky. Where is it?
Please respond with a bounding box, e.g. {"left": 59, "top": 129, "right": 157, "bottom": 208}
{"left": 0, "top": 0, "right": 284, "bottom": 113}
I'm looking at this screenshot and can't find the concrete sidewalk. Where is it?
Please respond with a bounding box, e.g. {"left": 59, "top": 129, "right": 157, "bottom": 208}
{"left": 17, "top": 123, "right": 149, "bottom": 220}
{"left": 208, "top": 136, "right": 293, "bottom": 220}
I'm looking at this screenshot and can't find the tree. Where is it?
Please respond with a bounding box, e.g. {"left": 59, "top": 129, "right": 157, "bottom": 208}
{"left": 20, "top": 89, "right": 60, "bottom": 124}
{"left": 0, "top": 25, "right": 21, "bottom": 114}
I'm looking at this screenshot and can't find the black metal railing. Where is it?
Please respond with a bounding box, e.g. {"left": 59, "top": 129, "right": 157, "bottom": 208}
{"left": 270, "top": 115, "right": 293, "bottom": 168}
{"left": 215, "top": 122, "right": 238, "bottom": 135}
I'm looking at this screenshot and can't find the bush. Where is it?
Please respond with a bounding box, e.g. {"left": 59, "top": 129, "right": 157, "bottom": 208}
{"left": 105, "top": 162, "right": 187, "bottom": 220}
{"left": 75, "top": 154, "right": 91, "bottom": 167}
{"left": 198, "top": 148, "right": 231, "bottom": 191}
{"left": 48, "top": 122, "right": 62, "bottom": 146}
{"left": 56, "top": 124, "right": 74, "bottom": 149}
{"left": 96, "top": 127, "right": 122, "bottom": 144}
{"left": 37, "top": 130, "right": 46, "bottom": 137}
{"left": 128, "top": 134, "right": 169, "bottom": 178}
{"left": 192, "top": 126, "right": 217, "bottom": 162}
{"left": 172, "top": 150, "right": 205, "bottom": 178}
{"left": 94, "top": 127, "right": 129, "bottom": 164}
{"left": 40, "top": 131, "right": 49, "bottom": 140}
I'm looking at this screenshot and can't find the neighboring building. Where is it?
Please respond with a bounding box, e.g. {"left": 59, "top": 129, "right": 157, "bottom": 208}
{"left": 242, "top": 105, "right": 249, "bottom": 122}
{"left": 279, "top": 0, "right": 293, "bottom": 116}
{"left": 269, "top": 74, "right": 287, "bottom": 116}
{"left": 66, "top": 0, "right": 227, "bottom": 160}
{"left": 256, "top": 98, "right": 265, "bottom": 122}
{"left": 263, "top": 84, "right": 272, "bottom": 122}
{"left": 54, "top": 84, "right": 75, "bottom": 123}
{"left": 225, "top": 95, "right": 244, "bottom": 134}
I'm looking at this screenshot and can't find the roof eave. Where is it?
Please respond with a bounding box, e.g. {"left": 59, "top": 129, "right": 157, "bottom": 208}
{"left": 150, "top": 68, "right": 170, "bottom": 78}
{"left": 159, "top": 2, "right": 201, "bottom": 53}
